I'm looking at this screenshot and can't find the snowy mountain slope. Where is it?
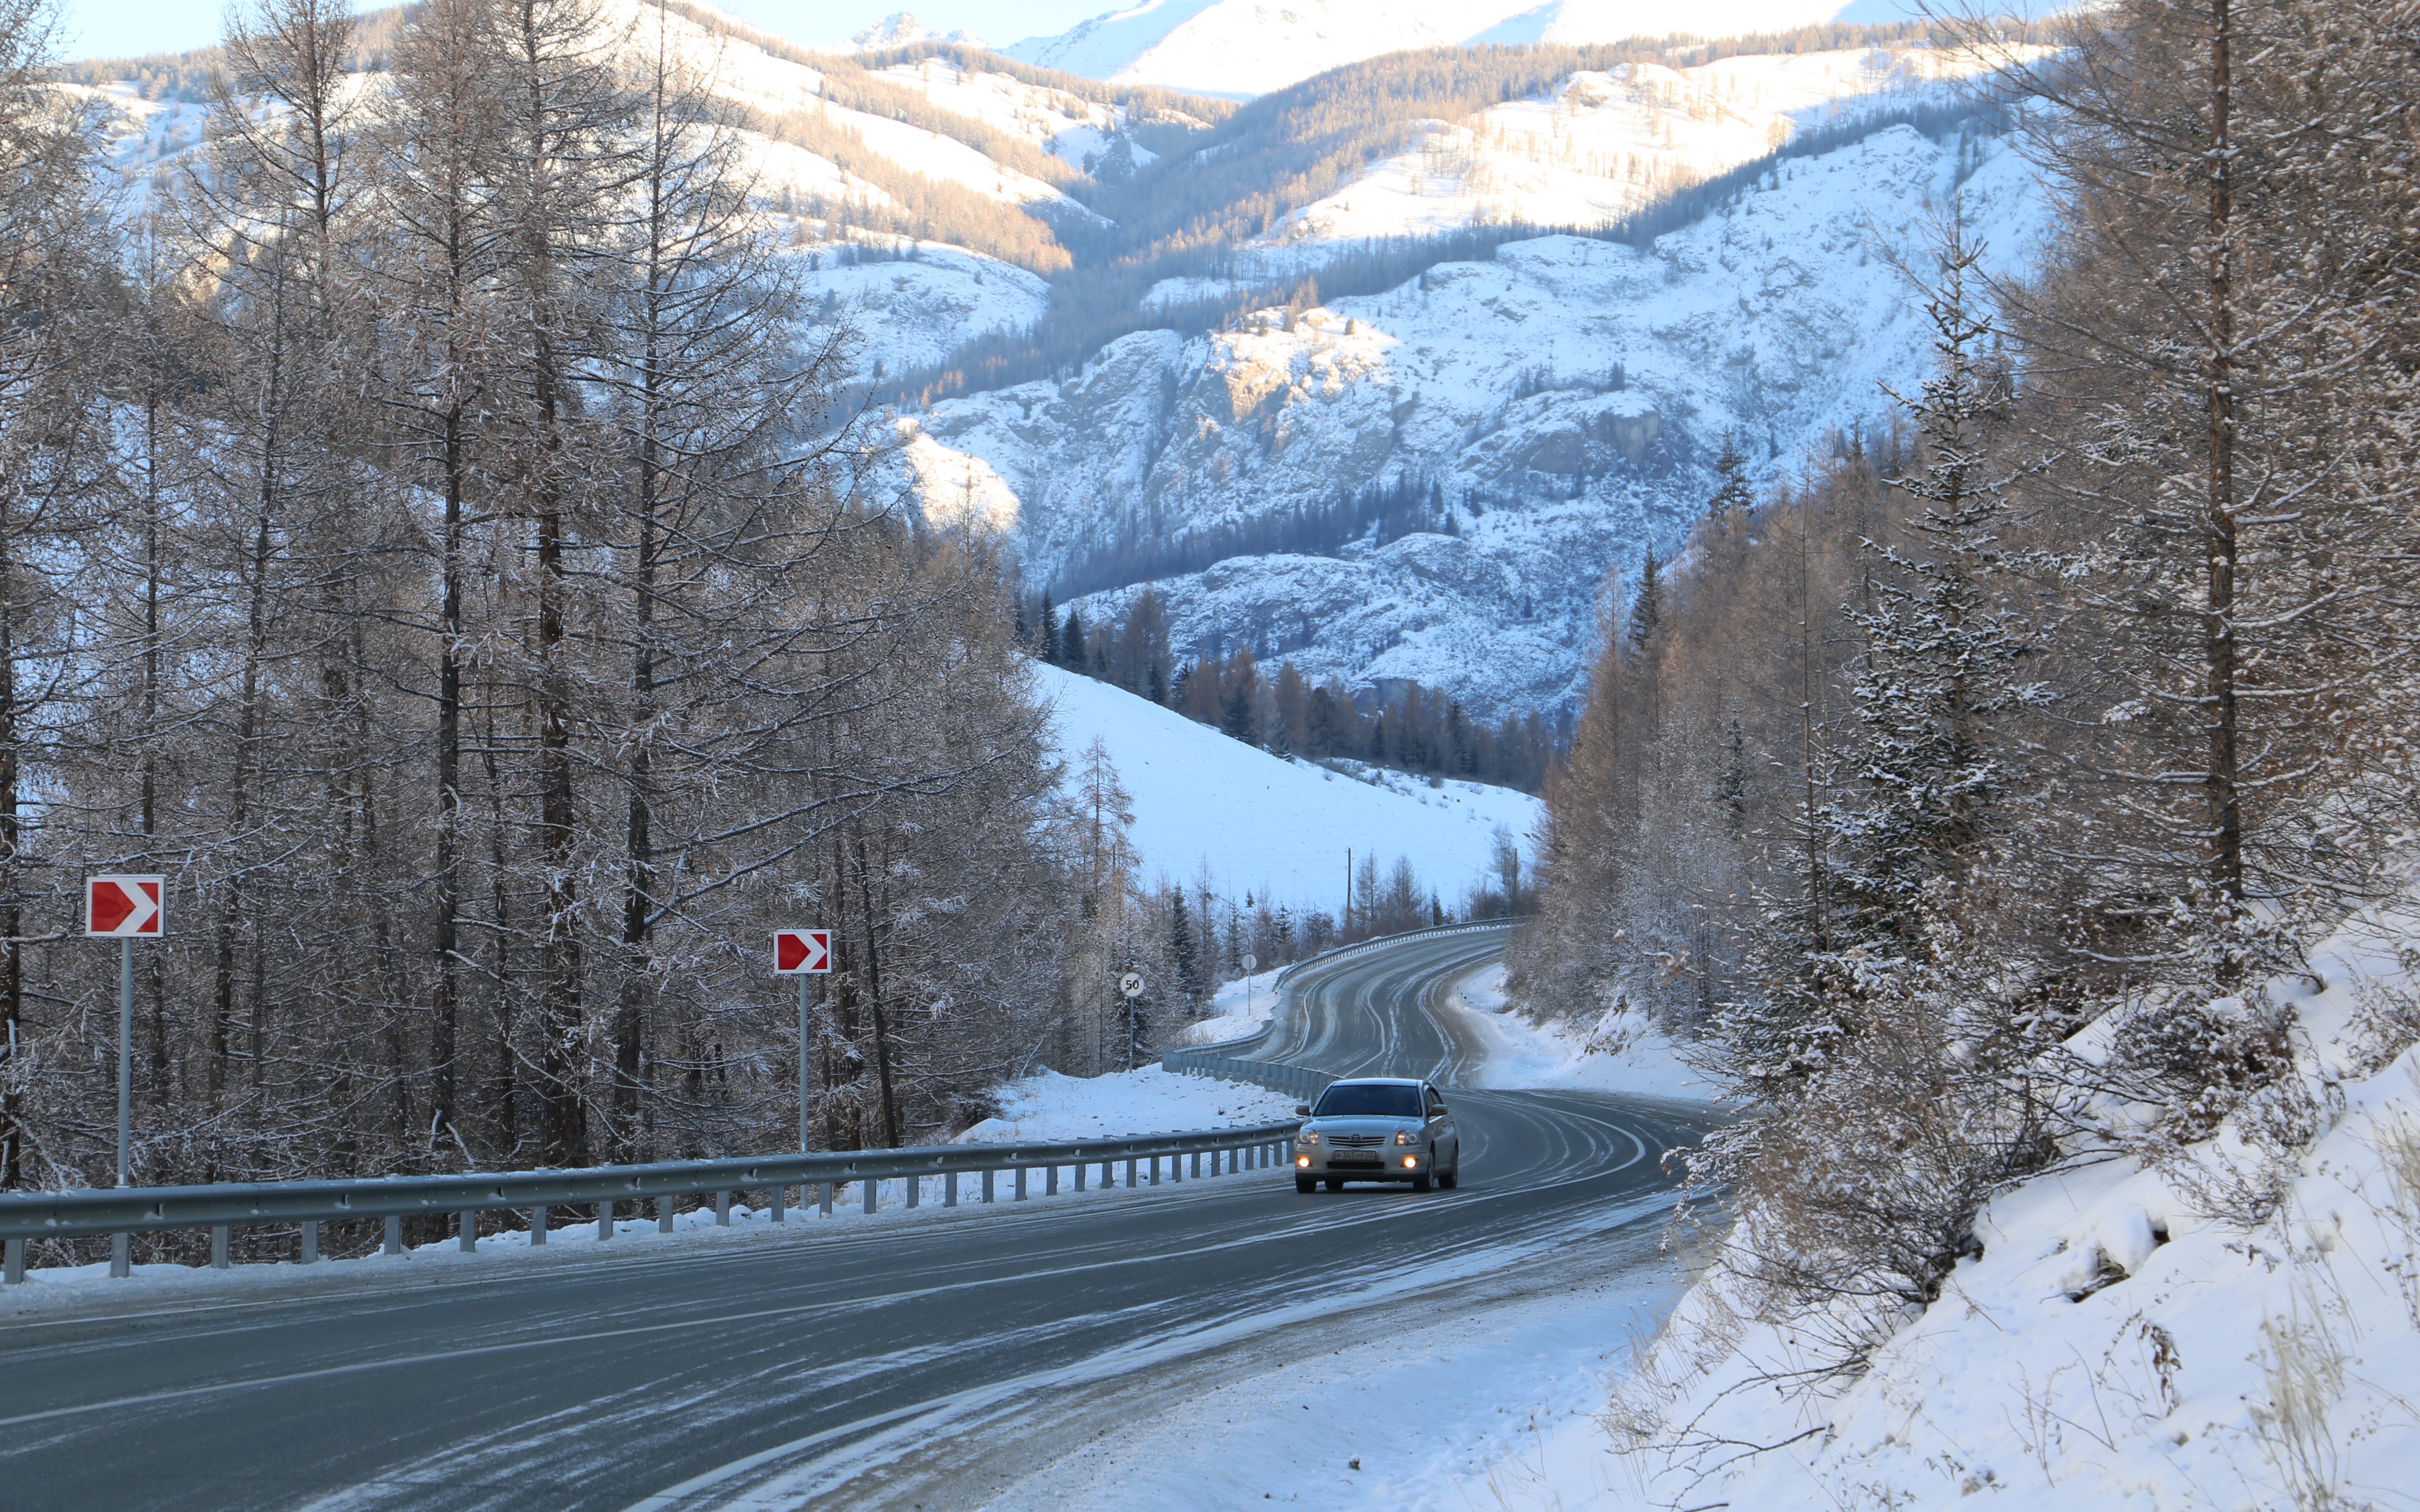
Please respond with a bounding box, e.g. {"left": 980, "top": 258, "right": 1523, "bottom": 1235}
{"left": 805, "top": 244, "right": 1053, "bottom": 386}
{"left": 1252, "top": 44, "right": 2040, "bottom": 255}
{"left": 868, "top": 55, "right": 1147, "bottom": 169}
{"left": 909, "top": 123, "right": 2046, "bottom": 719}
{"left": 1035, "top": 663, "right": 1539, "bottom": 913}
{"left": 1004, "top": 0, "right": 1861, "bottom": 99}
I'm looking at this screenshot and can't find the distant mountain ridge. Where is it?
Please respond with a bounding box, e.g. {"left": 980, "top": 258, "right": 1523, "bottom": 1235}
{"left": 1003, "top": 0, "right": 1863, "bottom": 97}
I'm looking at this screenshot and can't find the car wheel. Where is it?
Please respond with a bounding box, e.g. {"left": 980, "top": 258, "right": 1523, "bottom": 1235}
{"left": 1410, "top": 1170, "right": 1432, "bottom": 1192}
{"left": 1295, "top": 1176, "right": 1315, "bottom": 1194}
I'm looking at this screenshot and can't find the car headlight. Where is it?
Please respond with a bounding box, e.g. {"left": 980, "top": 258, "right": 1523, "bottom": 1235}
{"left": 1394, "top": 1130, "right": 1419, "bottom": 1146}
{"left": 1296, "top": 1130, "right": 1320, "bottom": 1145}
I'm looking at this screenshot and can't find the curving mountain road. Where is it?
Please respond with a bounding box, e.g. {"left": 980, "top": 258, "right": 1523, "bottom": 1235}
{"left": 0, "top": 927, "right": 1714, "bottom": 1511}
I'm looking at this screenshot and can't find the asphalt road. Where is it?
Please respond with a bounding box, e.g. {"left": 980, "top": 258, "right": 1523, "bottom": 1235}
{"left": 0, "top": 926, "right": 1715, "bottom": 1511}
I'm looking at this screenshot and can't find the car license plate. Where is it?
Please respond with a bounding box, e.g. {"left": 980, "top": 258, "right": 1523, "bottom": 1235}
{"left": 1329, "top": 1152, "right": 1381, "bottom": 1167}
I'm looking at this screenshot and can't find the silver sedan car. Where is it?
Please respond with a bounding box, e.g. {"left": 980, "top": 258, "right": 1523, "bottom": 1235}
{"left": 1292, "top": 1077, "right": 1460, "bottom": 1192}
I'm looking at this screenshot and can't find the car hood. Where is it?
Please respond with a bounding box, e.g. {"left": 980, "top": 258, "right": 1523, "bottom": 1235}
{"left": 1302, "top": 1116, "right": 1423, "bottom": 1137}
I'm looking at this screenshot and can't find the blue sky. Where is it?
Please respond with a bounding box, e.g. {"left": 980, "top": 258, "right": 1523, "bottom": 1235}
{"left": 55, "top": 2, "right": 1110, "bottom": 60}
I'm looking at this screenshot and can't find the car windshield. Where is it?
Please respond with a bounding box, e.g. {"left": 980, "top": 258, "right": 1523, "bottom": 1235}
{"left": 1312, "top": 1084, "right": 1422, "bottom": 1119}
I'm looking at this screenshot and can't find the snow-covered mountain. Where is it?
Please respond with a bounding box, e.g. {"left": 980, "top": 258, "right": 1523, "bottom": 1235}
{"left": 846, "top": 10, "right": 987, "bottom": 53}
{"left": 907, "top": 122, "right": 2045, "bottom": 718}
{"left": 74, "top": 6, "right": 2048, "bottom": 726}
{"left": 1004, "top": 0, "right": 1861, "bottom": 99}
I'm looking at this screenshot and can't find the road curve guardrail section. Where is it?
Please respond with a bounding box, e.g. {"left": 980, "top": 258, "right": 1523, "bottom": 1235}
{"left": 0, "top": 1121, "right": 1302, "bottom": 1284}
{"left": 1162, "top": 919, "right": 1515, "bottom": 1096}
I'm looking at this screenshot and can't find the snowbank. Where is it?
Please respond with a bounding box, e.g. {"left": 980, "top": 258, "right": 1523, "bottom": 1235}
{"left": 1447, "top": 962, "right": 1711, "bottom": 1101}
{"left": 1038, "top": 662, "right": 1540, "bottom": 914}
{"left": 955, "top": 1065, "right": 1297, "bottom": 1144}
{"left": 1571, "top": 909, "right": 2420, "bottom": 1511}
{"left": 1172, "top": 966, "right": 1286, "bottom": 1047}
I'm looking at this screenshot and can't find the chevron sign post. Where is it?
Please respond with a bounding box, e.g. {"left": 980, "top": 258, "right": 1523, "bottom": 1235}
{"left": 89, "top": 874, "right": 166, "bottom": 1279}
{"left": 776, "top": 930, "right": 832, "bottom": 1156}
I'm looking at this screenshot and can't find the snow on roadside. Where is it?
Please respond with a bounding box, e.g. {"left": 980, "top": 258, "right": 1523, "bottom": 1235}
{"left": 1447, "top": 962, "right": 1713, "bottom": 1101}
{"left": 957, "top": 1065, "right": 1296, "bottom": 1143}
{"left": 1549, "top": 907, "right": 2420, "bottom": 1511}
{"left": 983, "top": 1260, "right": 1689, "bottom": 1512}
{"left": 1172, "top": 967, "right": 1286, "bottom": 1048}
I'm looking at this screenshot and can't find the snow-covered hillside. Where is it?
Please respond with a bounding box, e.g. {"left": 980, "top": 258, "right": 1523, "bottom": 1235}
{"left": 1592, "top": 909, "right": 2420, "bottom": 1512}
{"left": 915, "top": 124, "right": 2046, "bottom": 718}
{"left": 1035, "top": 663, "right": 1539, "bottom": 913}
{"left": 1004, "top": 0, "right": 1859, "bottom": 99}
{"left": 1252, "top": 45, "right": 2035, "bottom": 255}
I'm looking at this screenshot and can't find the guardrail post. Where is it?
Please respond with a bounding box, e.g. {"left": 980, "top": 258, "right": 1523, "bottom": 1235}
{"left": 863, "top": 1180, "right": 877, "bottom": 1215}
{"left": 714, "top": 1191, "right": 730, "bottom": 1227}
{"left": 531, "top": 1205, "right": 549, "bottom": 1246}
{"left": 658, "top": 1199, "right": 674, "bottom": 1235}
{"left": 982, "top": 1168, "right": 994, "bottom": 1203}
{"left": 1189, "top": 1152, "right": 1201, "bottom": 1179}
{"left": 598, "top": 1199, "right": 616, "bottom": 1240}
{"left": 302, "top": 1220, "right": 319, "bottom": 1264}
{"left": 212, "top": 1225, "right": 230, "bottom": 1269}
{"left": 4, "top": 1237, "right": 21, "bottom": 1285}
{"left": 110, "top": 1233, "right": 128, "bottom": 1279}
{"left": 945, "top": 1172, "right": 958, "bottom": 1207}
{"left": 1124, "top": 1156, "right": 1136, "bottom": 1187}
{"left": 1073, "top": 1159, "right": 1085, "bottom": 1192}
{"left": 1102, "top": 1157, "right": 1115, "bottom": 1188}
{"left": 1149, "top": 1155, "right": 1160, "bottom": 1187}
{"left": 461, "top": 1210, "right": 479, "bottom": 1252}
{"left": 819, "top": 1182, "right": 833, "bottom": 1218}
{"left": 907, "top": 1175, "right": 920, "bottom": 1209}
{"left": 1014, "top": 1167, "right": 1027, "bottom": 1201}
{"left": 770, "top": 1185, "right": 786, "bottom": 1223}
{"left": 1045, "top": 1164, "right": 1058, "bottom": 1196}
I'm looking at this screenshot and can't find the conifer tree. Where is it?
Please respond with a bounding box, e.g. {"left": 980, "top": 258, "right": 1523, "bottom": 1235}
{"left": 1627, "top": 542, "right": 1662, "bottom": 657}
{"left": 1169, "top": 886, "right": 1204, "bottom": 1009}
{"left": 1706, "top": 433, "right": 1754, "bottom": 515}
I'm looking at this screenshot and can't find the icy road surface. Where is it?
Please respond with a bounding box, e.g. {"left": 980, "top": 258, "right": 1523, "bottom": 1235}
{"left": 0, "top": 930, "right": 1715, "bottom": 1510}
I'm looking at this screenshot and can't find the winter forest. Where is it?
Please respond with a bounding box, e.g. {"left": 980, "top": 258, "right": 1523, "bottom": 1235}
{"left": 0, "top": 0, "right": 1310, "bottom": 1253}
{"left": 1512, "top": 0, "right": 2420, "bottom": 1405}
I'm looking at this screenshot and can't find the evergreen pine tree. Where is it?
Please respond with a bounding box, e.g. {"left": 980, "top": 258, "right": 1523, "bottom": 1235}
{"left": 1627, "top": 543, "right": 1662, "bottom": 657}
{"left": 1061, "top": 603, "right": 1086, "bottom": 674}
{"left": 1038, "top": 590, "right": 1059, "bottom": 665}
{"left": 1707, "top": 433, "right": 1755, "bottom": 515}
{"left": 1169, "top": 886, "right": 1204, "bottom": 1008}
{"left": 1220, "top": 650, "right": 1260, "bottom": 745}
{"left": 1147, "top": 660, "right": 1168, "bottom": 705}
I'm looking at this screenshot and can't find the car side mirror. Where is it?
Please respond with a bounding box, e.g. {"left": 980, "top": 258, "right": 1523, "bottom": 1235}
{"left": 1294, "top": 1104, "right": 1312, "bottom": 1116}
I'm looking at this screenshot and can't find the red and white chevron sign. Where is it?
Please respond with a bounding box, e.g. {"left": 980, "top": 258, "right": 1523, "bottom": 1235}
{"left": 87, "top": 876, "right": 165, "bottom": 937}
{"left": 773, "top": 928, "right": 831, "bottom": 975}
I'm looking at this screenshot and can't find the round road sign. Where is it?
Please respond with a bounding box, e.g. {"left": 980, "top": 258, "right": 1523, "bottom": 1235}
{"left": 1118, "top": 971, "right": 1145, "bottom": 998}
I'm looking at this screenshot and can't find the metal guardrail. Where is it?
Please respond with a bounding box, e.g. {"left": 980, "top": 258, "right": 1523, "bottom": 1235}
{"left": 0, "top": 1121, "right": 1301, "bottom": 1283}
{"left": 1162, "top": 917, "right": 1515, "bottom": 1094}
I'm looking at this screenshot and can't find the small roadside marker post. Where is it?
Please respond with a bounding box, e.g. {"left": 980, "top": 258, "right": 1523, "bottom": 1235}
{"left": 1241, "top": 953, "right": 1258, "bottom": 1021}
{"left": 1119, "top": 972, "right": 1145, "bottom": 1069}
{"left": 88, "top": 875, "right": 165, "bottom": 1279}
{"left": 774, "top": 930, "right": 833, "bottom": 1156}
